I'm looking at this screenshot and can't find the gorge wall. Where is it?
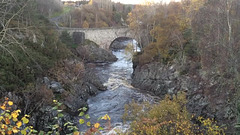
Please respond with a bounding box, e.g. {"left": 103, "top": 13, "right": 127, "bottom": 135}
{"left": 131, "top": 61, "right": 236, "bottom": 131}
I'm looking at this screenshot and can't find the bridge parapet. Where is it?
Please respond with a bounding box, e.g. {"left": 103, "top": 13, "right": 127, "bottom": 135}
{"left": 58, "top": 26, "right": 134, "bottom": 49}
{"left": 58, "top": 26, "right": 129, "bottom": 31}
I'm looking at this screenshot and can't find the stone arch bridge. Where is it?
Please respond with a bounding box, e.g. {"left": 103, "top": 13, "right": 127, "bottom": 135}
{"left": 58, "top": 26, "right": 135, "bottom": 49}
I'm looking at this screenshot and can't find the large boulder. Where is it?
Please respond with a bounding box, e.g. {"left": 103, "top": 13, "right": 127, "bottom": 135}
{"left": 76, "top": 43, "right": 117, "bottom": 63}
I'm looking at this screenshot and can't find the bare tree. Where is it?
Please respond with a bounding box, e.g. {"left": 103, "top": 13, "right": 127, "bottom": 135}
{"left": 36, "top": 0, "right": 63, "bottom": 17}
{"left": 192, "top": 0, "right": 240, "bottom": 76}
{"left": 0, "top": 0, "right": 32, "bottom": 61}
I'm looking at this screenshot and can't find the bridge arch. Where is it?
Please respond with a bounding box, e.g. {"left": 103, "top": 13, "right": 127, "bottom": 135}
{"left": 109, "top": 37, "right": 132, "bottom": 50}
{"left": 109, "top": 36, "right": 140, "bottom": 52}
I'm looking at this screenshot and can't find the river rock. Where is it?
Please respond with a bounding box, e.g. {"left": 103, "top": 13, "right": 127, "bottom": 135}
{"left": 49, "top": 81, "right": 65, "bottom": 93}
{"left": 64, "top": 94, "right": 87, "bottom": 115}
{"left": 76, "top": 44, "right": 117, "bottom": 63}
{"left": 84, "top": 69, "right": 107, "bottom": 91}
{"left": 43, "top": 77, "right": 50, "bottom": 85}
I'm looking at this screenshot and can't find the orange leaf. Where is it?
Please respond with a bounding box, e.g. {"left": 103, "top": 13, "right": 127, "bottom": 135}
{"left": 94, "top": 123, "right": 100, "bottom": 129}
{"left": 7, "top": 130, "right": 12, "bottom": 135}
{"left": 5, "top": 118, "right": 10, "bottom": 125}
{"left": 4, "top": 125, "right": 7, "bottom": 130}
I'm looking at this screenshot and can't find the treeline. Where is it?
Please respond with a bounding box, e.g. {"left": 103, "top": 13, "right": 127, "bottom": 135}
{"left": 129, "top": 0, "right": 204, "bottom": 64}
{"left": 59, "top": 2, "right": 133, "bottom": 28}
{"left": 130, "top": 0, "right": 240, "bottom": 83}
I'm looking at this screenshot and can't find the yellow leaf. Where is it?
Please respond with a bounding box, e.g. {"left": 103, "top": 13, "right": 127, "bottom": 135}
{"left": 101, "top": 114, "right": 111, "bottom": 120}
{"left": 13, "top": 118, "right": 18, "bottom": 122}
{"left": 24, "top": 114, "right": 30, "bottom": 118}
{"left": 87, "top": 121, "right": 91, "bottom": 126}
{"left": 16, "top": 121, "right": 22, "bottom": 128}
{"left": 0, "top": 105, "right": 6, "bottom": 110}
{"left": 16, "top": 110, "right": 21, "bottom": 113}
{"left": 21, "top": 130, "right": 27, "bottom": 135}
{"left": 79, "top": 119, "right": 84, "bottom": 124}
{"left": 1, "top": 124, "right": 6, "bottom": 129}
{"left": 8, "top": 101, "right": 13, "bottom": 106}
{"left": 107, "top": 115, "right": 111, "bottom": 120}
{"left": 0, "top": 116, "right": 3, "bottom": 121}
{"left": 22, "top": 117, "right": 29, "bottom": 124}
{"left": 102, "top": 115, "right": 107, "bottom": 120}
{"left": 11, "top": 111, "right": 18, "bottom": 118}
{"left": 12, "top": 127, "right": 19, "bottom": 133}
{"left": 73, "top": 131, "right": 80, "bottom": 135}
{"left": 94, "top": 123, "right": 100, "bottom": 129}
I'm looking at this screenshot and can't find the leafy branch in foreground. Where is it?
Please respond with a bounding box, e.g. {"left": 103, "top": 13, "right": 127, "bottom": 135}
{"left": 78, "top": 107, "right": 112, "bottom": 134}
{"left": 0, "top": 97, "right": 36, "bottom": 135}
{"left": 0, "top": 98, "right": 112, "bottom": 135}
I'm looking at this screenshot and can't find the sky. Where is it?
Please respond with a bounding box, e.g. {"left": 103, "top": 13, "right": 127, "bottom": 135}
{"left": 112, "top": 0, "right": 181, "bottom": 4}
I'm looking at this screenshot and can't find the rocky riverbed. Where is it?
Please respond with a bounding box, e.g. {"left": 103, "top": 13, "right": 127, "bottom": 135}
{"left": 77, "top": 40, "right": 157, "bottom": 133}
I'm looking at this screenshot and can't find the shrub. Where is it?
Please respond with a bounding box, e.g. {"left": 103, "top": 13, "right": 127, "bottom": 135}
{"left": 59, "top": 31, "right": 77, "bottom": 48}
{"left": 123, "top": 92, "right": 226, "bottom": 135}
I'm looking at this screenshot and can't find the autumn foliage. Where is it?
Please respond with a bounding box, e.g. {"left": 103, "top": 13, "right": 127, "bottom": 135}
{"left": 0, "top": 98, "right": 35, "bottom": 135}
{"left": 128, "top": 1, "right": 204, "bottom": 65}
{"left": 123, "top": 92, "right": 226, "bottom": 135}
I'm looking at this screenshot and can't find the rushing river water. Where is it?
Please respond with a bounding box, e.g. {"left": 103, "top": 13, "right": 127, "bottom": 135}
{"left": 79, "top": 40, "right": 157, "bottom": 133}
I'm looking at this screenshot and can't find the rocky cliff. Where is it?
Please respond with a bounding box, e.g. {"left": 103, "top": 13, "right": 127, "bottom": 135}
{"left": 132, "top": 61, "right": 236, "bottom": 130}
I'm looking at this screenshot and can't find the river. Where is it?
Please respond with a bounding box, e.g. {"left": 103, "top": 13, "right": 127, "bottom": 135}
{"left": 79, "top": 40, "right": 156, "bottom": 134}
